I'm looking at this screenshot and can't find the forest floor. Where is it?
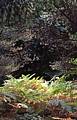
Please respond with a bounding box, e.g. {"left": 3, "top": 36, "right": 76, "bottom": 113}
{"left": 0, "top": 25, "right": 77, "bottom": 120}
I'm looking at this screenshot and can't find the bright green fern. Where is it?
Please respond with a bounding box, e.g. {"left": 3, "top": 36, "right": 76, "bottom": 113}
{"left": 0, "top": 75, "right": 74, "bottom": 103}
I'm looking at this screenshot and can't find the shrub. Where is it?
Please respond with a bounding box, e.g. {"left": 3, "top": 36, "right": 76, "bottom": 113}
{"left": 0, "top": 75, "right": 74, "bottom": 103}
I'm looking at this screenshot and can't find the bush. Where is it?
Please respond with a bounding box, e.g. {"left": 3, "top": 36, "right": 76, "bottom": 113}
{"left": 0, "top": 75, "right": 74, "bottom": 104}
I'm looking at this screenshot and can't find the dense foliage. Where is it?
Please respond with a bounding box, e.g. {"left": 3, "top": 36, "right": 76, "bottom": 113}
{"left": 0, "top": 0, "right": 77, "bottom": 81}
{"left": 0, "top": 1, "right": 77, "bottom": 119}
{"left": 0, "top": 0, "right": 77, "bottom": 33}
{"left": 0, "top": 75, "right": 74, "bottom": 103}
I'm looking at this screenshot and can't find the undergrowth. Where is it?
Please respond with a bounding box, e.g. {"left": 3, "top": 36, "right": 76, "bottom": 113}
{"left": 70, "top": 58, "right": 77, "bottom": 65}
{"left": 0, "top": 74, "right": 74, "bottom": 104}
